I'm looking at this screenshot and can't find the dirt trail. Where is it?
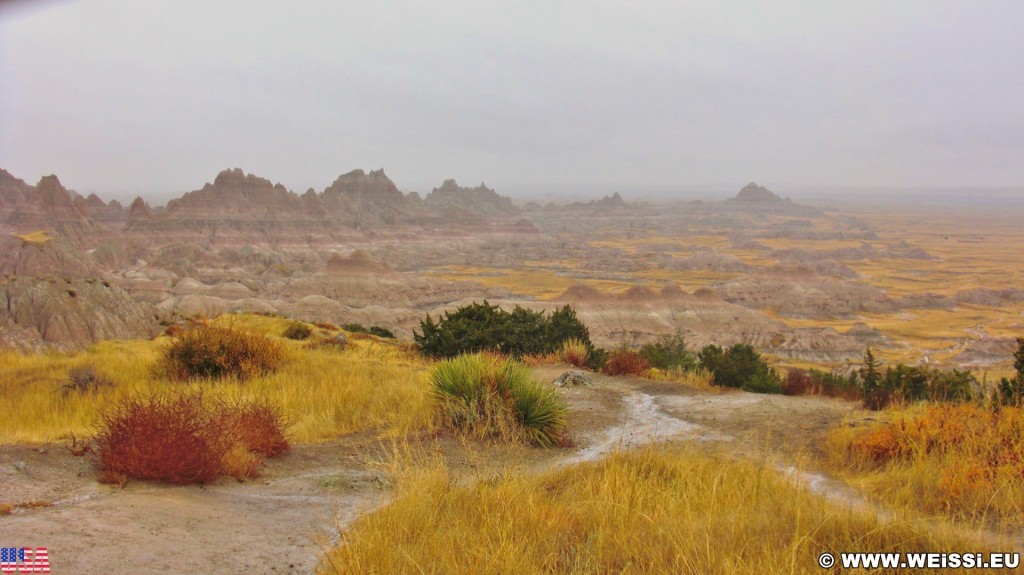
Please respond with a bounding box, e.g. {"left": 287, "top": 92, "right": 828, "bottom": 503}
{"left": 1, "top": 365, "right": 1012, "bottom": 574}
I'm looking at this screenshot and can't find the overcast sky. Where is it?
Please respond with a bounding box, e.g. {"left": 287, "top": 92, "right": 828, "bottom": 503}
{"left": 1, "top": 0, "right": 1022, "bottom": 200}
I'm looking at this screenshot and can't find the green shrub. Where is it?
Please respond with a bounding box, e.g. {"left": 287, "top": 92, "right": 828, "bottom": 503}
{"left": 282, "top": 322, "right": 313, "bottom": 340}
{"left": 999, "top": 337, "right": 1024, "bottom": 406}
{"left": 639, "top": 333, "right": 696, "bottom": 371}
{"left": 856, "top": 348, "right": 979, "bottom": 409}
{"left": 369, "top": 326, "right": 396, "bottom": 339}
{"left": 430, "top": 354, "right": 568, "bottom": 447}
{"left": 585, "top": 347, "right": 609, "bottom": 371}
{"left": 415, "top": 301, "right": 592, "bottom": 359}
{"left": 698, "top": 343, "right": 781, "bottom": 393}
{"left": 342, "top": 323, "right": 369, "bottom": 334}
{"left": 161, "top": 325, "right": 285, "bottom": 381}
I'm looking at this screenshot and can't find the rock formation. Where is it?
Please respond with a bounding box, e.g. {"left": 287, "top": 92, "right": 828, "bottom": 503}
{"left": 0, "top": 174, "right": 99, "bottom": 244}
{"left": 0, "top": 235, "right": 159, "bottom": 350}
{"left": 731, "top": 182, "right": 784, "bottom": 203}
{"left": 554, "top": 370, "right": 592, "bottom": 387}
{"left": 425, "top": 179, "right": 518, "bottom": 217}
{"left": 325, "top": 250, "right": 395, "bottom": 275}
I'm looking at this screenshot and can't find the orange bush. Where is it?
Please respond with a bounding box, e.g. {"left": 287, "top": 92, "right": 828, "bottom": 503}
{"left": 222, "top": 400, "right": 290, "bottom": 458}
{"left": 849, "top": 405, "right": 1024, "bottom": 511}
{"left": 92, "top": 392, "right": 289, "bottom": 485}
{"left": 853, "top": 405, "right": 983, "bottom": 463}
{"left": 601, "top": 350, "right": 651, "bottom": 376}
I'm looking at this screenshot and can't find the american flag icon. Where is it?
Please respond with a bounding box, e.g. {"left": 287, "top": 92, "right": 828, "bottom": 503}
{"left": 0, "top": 547, "right": 50, "bottom": 573}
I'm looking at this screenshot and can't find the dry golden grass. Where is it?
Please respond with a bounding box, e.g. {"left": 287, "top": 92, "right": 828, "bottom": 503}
{"left": 12, "top": 230, "right": 52, "bottom": 245}
{"left": 0, "top": 500, "right": 52, "bottom": 515}
{"left": 519, "top": 352, "right": 561, "bottom": 367}
{"left": 0, "top": 314, "right": 434, "bottom": 444}
{"left": 828, "top": 404, "right": 1024, "bottom": 526}
{"left": 767, "top": 306, "right": 1021, "bottom": 378}
{"left": 634, "top": 268, "right": 743, "bottom": 290}
{"left": 646, "top": 367, "right": 717, "bottom": 391}
{"left": 424, "top": 265, "right": 638, "bottom": 300}
{"left": 587, "top": 234, "right": 734, "bottom": 253}
{"left": 558, "top": 338, "right": 590, "bottom": 368}
{"left": 321, "top": 446, "right": 985, "bottom": 575}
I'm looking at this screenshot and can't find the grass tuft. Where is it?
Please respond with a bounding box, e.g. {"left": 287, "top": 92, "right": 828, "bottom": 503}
{"left": 558, "top": 338, "right": 590, "bottom": 368}
{"left": 430, "top": 354, "right": 568, "bottom": 447}
{"left": 282, "top": 322, "right": 313, "bottom": 341}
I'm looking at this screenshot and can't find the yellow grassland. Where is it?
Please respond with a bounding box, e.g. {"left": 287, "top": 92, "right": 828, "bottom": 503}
{"left": 423, "top": 266, "right": 639, "bottom": 300}
{"left": 0, "top": 314, "right": 435, "bottom": 444}
{"left": 827, "top": 404, "right": 1024, "bottom": 526}
{"left": 587, "top": 233, "right": 734, "bottom": 253}
{"left": 634, "top": 268, "right": 741, "bottom": 285}
{"left": 321, "top": 446, "right": 991, "bottom": 575}
{"left": 12, "top": 230, "right": 52, "bottom": 245}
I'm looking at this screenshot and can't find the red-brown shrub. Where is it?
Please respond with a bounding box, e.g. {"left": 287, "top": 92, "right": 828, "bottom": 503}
{"left": 602, "top": 350, "right": 651, "bottom": 376}
{"left": 222, "top": 400, "right": 290, "bottom": 458}
{"left": 92, "top": 392, "right": 290, "bottom": 485}
{"left": 93, "top": 393, "right": 227, "bottom": 484}
{"left": 783, "top": 368, "right": 862, "bottom": 401}
{"left": 782, "top": 369, "right": 815, "bottom": 396}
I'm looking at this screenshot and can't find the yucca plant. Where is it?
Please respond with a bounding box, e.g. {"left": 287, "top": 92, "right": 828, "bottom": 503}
{"left": 430, "top": 354, "right": 568, "bottom": 446}
{"left": 503, "top": 362, "right": 569, "bottom": 447}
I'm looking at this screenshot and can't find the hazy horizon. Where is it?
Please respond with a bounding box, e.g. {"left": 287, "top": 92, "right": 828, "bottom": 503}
{"left": 2, "top": 1, "right": 1022, "bottom": 198}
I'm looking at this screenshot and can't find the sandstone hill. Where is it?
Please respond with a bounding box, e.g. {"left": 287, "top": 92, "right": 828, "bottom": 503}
{"left": 0, "top": 172, "right": 104, "bottom": 245}
{"left": 730, "top": 182, "right": 786, "bottom": 203}
{"left": 720, "top": 182, "right": 821, "bottom": 215}
{"left": 425, "top": 179, "right": 518, "bottom": 217}
{"left": 0, "top": 234, "right": 159, "bottom": 350}
{"left": 117, "top": 168, "right": 528, "bottom": 245}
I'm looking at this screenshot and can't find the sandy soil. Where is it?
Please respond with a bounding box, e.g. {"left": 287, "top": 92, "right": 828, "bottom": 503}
{"left": 1, "top": 366, "right": 862, "bottom": 575}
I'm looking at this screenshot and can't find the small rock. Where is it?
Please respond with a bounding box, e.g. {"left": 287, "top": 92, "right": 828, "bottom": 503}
{"left": 553, "top": 370, "right": 592, "bottom": 387}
